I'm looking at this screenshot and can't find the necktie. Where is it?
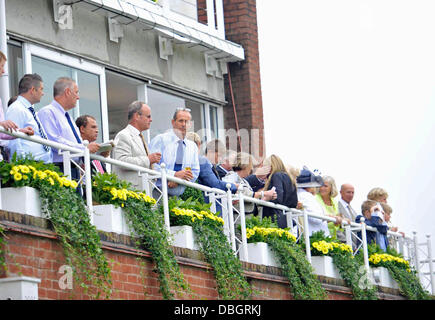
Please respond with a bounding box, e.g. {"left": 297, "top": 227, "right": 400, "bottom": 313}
{"left": 28, "top": 106, "right": 50, "bottom": 152}
{"left": 348, "top": 205, "right": 354, "bottom": 219}
{"left": 174, "top": 140, "right": 184, "bottom": 172}
{"left": 139, "top": 132, "right": 153, "bottom": 169}
{"left": 65, "top": 112, "right": 81, "bottom": 144}
{"left": 92, "top": 159, "right": 105, "bottom": 174}
{"left": 212, "top": 164, "right": 220, "bottom": 179}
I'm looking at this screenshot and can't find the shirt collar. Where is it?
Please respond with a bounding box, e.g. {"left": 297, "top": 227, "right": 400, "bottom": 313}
{"left": 51, "top": 100, "right": 67, "bottom": 114}
{"left": 170, "top": 129, "right": 186, "bottom": 144}
{"left": 127, "top": 124, "right": 141, "bottom": 136}
{"left": 17, "top": 95, "right": 32, "bottom": 109}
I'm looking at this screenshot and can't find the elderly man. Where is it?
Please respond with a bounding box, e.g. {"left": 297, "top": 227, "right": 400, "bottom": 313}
{"left": 112, "top": 101, "right": 161, "bottom": 190}
{"left": 6, "top": 73, "right": 51, "bottom": 162}
{"left": 338, "top": 183, "right": 357, "bottom": 222}
{"left": 149, "top": 107, "right": 199, "bottom": 197}
{"left": 38, "top": 77, "right": 101, "bottom": 173}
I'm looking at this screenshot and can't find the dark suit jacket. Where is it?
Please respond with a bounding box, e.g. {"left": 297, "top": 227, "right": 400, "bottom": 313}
{"left": 245, "top": 174, "right": 265, "bottom": 192}
{"left": 262, "top": 171, "right": 298, "bottom": 228}
{"left": 355, "top": 214, "right": 389, "bottom": 249}
{"left": 197, "top": 157, "right": 237, "bottom": 215}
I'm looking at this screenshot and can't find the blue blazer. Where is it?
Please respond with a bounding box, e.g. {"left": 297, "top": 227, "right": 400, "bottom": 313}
{"left": 197, "top": 156, "right": 237, "bottom": 215}
{"left": 355, "top": 214, "right": 389, "bottom": 251}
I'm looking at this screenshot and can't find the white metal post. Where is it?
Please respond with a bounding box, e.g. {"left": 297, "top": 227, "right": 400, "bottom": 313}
{"left": 413, "top": 231, "right": 421, "bottom": 278}
{"left": 302, "top": 210, "right": 311, "bottom": 263}
{"left": 238, "top": 192, "right": 248, "bottom": 261}
{"left": 426, "top": 234, "right": 435, "bottom": 295}
{"left": 209, "top": 192, "right": 217, "bottom": 214}
{"left": 62, "top": 150, "right": 72, "bottom": 179}
{"left": 344, "top": 222, "right": 352, "bottom": 249}
{"left": 160, "top": 163, "right": 171, "bottom": 233}
{"left": 360, "top": 218, "right": 370, "bottom": 274}
{"left": 83, "top": 146, "right": 93, "bottom": 223}
{"left": 226, "top": 184, "right": 236, "bottom": 251}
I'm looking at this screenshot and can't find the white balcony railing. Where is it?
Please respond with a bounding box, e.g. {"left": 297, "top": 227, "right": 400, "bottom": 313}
{"left": 0, "top": 126, "right": 433, "bottom": 294}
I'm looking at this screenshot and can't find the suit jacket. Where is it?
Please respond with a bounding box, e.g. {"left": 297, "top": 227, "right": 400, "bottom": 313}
{"left": 338, "top": 200, "right": 357, "bottom": 221}
{"left": 111, "top": 124, "right": 151, "bottom": 190}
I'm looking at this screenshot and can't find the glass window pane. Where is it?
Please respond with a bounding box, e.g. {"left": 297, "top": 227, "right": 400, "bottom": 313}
{"left": 7, "top": 43, "right": 24, "bottom": 101}
{"left": 30, "top": 55, "right": 103, "bottom": 142}
{"left": 77, "top": 70, "right": 103, "bottom": 142}
{"left": 147, "top": 88, "right": 204, "bottom": 140}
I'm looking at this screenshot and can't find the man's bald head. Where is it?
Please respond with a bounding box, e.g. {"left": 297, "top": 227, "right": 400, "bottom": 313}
{"left": 340, "top": 183, "right": 355, "bottom": 204}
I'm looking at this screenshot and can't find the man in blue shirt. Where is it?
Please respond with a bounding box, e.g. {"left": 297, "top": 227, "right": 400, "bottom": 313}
{"left": 37, "top": 77, "right": 102, "bottom": 188}
{"left": 149, "top": 107, "right": 200, "bottom": 197}
{"left": 6, "top": 74, "right": 52, "bottom": 163}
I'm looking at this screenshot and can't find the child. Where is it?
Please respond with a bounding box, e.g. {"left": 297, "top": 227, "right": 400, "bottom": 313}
{"left": 355, "top": 200, "right": 389, "bottom": 251}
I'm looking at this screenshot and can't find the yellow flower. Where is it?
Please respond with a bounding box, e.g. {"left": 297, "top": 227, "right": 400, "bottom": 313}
{"left": 14, "top": 172, "right": 23, "bottom": 181}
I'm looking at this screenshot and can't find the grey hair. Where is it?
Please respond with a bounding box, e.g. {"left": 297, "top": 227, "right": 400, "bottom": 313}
{"left": 53, "top": 77, "right": 76, "bottom": 97}
{"left": 172, "top": 107, "right": 191, "bottom": 121}
{"left": 127, "top": 101, "right": 145, "bottom": 121}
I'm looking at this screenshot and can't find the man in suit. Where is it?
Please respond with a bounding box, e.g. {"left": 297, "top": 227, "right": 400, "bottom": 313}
{"left": 338, "top": 183, "right": 358, "bottom": 246}
{"left": 111, "top": 101, "right": 161, "bottom": 190}
{"left": 75, "top": 114, "right": 108, "bottom": 175}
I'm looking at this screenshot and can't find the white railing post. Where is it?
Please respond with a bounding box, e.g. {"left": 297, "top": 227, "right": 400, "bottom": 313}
{"left": 426, "top": 234, "right": 435, "bottom": 294}
{"left": 160, "top": 163, "right": 171, "bottom": 233}
{"left": 209, "top": 192, "right": 217, "bottom": 214}
{"left": 302, "top": 209, "right": 311, "bottom": 263}
{"left": 360, "top": 218, "right": 370, "bottom": 274}
{"left": 344, "top": 222, "right": 353, "bottom": 249}
{"left": 140, "top": 172, "right": 151, "bottom": 196}
{"left": 83, "top": 146, "right": 93, "bottom": 223}
{"left": 226, "top": 184, "right": 236, "bottom": 251}
{"left": 413, "top": 231, "right": 421, "bottom": 278}
{"left": 62, "top": 150, "right": 72, "bottom": 179}
{"left": 238, "top": 192, "right": 248, "bottom": 261}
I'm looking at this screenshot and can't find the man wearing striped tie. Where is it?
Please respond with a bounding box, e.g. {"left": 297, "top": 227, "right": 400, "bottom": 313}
{"left": 75, "top": 114, "right": 108, "bottom": 175}
{"left": 6, "top": 74, "right": 52, "bottom": 163}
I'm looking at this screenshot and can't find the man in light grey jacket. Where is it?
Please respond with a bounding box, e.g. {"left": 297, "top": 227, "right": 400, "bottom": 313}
{"left": 111, "top": 101, "right": 161, "bottom": 190}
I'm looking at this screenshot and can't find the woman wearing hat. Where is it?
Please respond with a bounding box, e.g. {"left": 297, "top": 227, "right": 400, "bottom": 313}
{"left": 261, "top": 154, "right": 298, "bottom": 228}
{"left": 296, "top": 167, "right": 343, "bottom": 237}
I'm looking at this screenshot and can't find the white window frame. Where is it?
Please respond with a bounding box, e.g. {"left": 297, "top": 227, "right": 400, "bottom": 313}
{"left": 22, "top": 43, "right": 109, "bottom": 143}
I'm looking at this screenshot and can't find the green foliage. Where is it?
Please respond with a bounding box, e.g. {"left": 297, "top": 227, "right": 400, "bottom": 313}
{"left": 245, "top": 217, "right": 327, "bottom": 300}
{"left": 308, "top": 231, "right": 378, "bottom": 300}
{"left": 0, "top": 158, "right": 112, "bottom": 299}
{"left": 168, "top": 197, "right": 252, "bottom": 299}
{"left": 180, "top": 186, "right": 205, "bottom": 204}
{"left": 0, "top": 224, "right": 6, "bottom": 274}
{"left": 93, "top": 173, "right": 189, "bottom": 299}
{"left": 365, "top": 243, "right": 431, "bottom": 300}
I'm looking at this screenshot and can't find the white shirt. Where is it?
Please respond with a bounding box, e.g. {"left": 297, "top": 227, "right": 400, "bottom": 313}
{"left": 149, "top": 129, "right": 200, "bottom": 196}
{"left": 297, "top": 188, "right": 330, "bottom": 237}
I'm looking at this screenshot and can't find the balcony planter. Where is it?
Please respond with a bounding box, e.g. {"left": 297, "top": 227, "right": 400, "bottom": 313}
{"left": 1, "top": 187, "right": 42, "bottom": 218}
{"left": 170, "top": 225, "right": 199, "bottom": 251}
{"left": 0, "top": 276, "right": 41, "bottom": 300}
{"left": 311, "top": 256, "right": 342, "bottom": 280}
{"left": 246, "top": 242, "right": 279, "bottom": 267}
{"left": 371, "top": 267, "right": 399, "bottom": 289}
{"left": 92, "top": 204, "right": 128, "bottom": 235}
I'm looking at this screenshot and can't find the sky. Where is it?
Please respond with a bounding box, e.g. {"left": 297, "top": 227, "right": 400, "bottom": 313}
{"left": 256, "top": 0, "right": 435, "bottom": 272}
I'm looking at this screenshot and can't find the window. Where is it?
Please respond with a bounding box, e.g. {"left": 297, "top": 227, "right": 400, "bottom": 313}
{"left": 23, "top": 44, "right": 107, "bottom": 143}
{"left": 6, "top": 42, "right": 24, "bottom": 100}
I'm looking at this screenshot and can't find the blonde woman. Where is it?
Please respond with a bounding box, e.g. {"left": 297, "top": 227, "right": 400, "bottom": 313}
{"left": 315, "top": 176, "right": 346, "bottom": 240}
{"left": 367, "top": 187, "right": 388, "bottom": 203}
{"left": 222, "top": 152, "right": 277, "bottom": 213}
{"left": 261, "top": 155, "right": 298, "bottom": 228}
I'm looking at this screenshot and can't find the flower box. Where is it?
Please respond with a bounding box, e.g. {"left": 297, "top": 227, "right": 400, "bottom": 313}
{"left": 1, "top": 187, "right": 42, "bottom": 218}
{"left": 246, "top": 242, "right": 279, "bottom": 267}
{"left": 92, "top": 204, "right": 128, "bottom": 235}
{"left": 170, "top": 225, "right": 199, "bottom": 251}
{"left": 371, "top": 267, "right": 399, "bottom": 289}
{"left": 311, "top": 256, "right": 342, "bottom": 280}
{"left": 0, "top": 276, "right": 41, "bottom": 300}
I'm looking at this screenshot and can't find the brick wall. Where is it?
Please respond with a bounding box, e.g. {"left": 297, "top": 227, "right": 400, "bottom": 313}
{"left": 0, "top": 210, "right": 404, "bottom": 300}
{"left": 222, "top": 0, "right": 265, "bottom": 159}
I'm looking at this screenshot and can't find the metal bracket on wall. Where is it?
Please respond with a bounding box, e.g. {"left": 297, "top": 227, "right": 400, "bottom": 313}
{"left": 158, "top": 35, "right": 173, "bottom": 60}
{"left": 53, "top": 0, "right": 74, "bottom": 30}
{"left": 108, "top": 17, "right": 124, "bottom": 43}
